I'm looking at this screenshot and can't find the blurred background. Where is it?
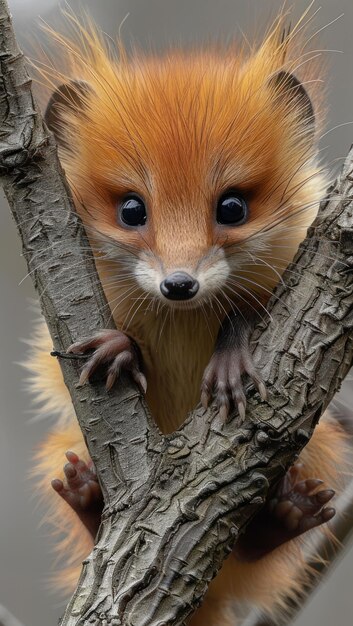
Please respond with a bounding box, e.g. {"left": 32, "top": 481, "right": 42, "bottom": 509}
{"left": 1, "top": 0, "right": 353, "bottom": 624}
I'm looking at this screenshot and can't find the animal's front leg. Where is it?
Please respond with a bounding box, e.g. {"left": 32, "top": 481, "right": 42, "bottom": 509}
{"left": 201, "top": 309, "right": 266, "bottom": 420}
{"left": 67, "top": 329, "right": 147, "bottom": 392}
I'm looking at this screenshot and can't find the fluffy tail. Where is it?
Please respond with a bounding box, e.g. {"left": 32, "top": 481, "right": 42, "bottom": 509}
{"left": 26, "top": 320, "right": 93, "bottom": 593}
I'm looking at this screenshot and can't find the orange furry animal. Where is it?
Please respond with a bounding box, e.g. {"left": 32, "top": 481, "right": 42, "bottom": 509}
{"left": 27, "top": 11, "right": 348, "bottom": 625}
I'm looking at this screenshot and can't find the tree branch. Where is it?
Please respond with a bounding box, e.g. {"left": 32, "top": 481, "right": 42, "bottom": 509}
{"left": 1, "top": 1, "right": 353, "bottom": 624}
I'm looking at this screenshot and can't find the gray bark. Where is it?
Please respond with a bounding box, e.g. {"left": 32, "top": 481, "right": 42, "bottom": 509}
{"left": 1, "top": 1, "right": 353, "bottom": 625}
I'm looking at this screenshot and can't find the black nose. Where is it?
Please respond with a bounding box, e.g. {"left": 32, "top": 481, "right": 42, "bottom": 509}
{"left": 160, "top": 272, "right": 199, "bottom": 301}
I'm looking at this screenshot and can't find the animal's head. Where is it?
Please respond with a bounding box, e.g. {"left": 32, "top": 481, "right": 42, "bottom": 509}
{"left": 42, "top": 14, "right": 326, "bottom": 318}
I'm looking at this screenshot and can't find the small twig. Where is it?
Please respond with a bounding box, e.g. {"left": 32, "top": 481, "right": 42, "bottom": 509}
{"left": 50, "top": 350, "right": 88, "bottom": 360}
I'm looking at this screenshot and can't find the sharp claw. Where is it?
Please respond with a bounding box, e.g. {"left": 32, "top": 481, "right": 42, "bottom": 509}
{"left": 237, "top": 401, "right": 246, "bottom": 422}
{"left": 106, "top": 372, "right": 116, "bottom": 391}
{"left": 78, "top": 368, "right": 90, "bottom": 386}
{"left": 201, "top": 390, "right": 210, "bottom": 409}
{"left": 218, "top": 404, "right": 229, "bottom": 421}
{"left": 67, "top": 342, "right": 85, "bottom": 355}
{"left": 258, "top": 381, "right": 268, "bottom": 401}
{"left": 134, "top": 372, "right": 147, "bottom": 394}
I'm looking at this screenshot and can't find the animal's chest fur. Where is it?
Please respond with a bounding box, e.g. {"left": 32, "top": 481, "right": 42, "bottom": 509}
{"left": 98, "top": 261, "right": 220, "bottom": 433}
{"left": 119, "top": 311, "right": 218, "bottom": 432}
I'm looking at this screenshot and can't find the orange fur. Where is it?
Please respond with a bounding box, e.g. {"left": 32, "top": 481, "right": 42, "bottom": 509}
{"left": 26, "top": 9, "right": 350, "bottom": 624}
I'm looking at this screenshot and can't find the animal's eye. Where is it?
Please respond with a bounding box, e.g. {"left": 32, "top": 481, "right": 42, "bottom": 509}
{"left": 216, "top": 191, "right": 248, "bottom": 225}
{"left": 119, "top": 194, "right": 147, "bottom": 227}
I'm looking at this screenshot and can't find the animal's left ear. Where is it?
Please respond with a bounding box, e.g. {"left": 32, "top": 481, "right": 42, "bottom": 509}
{"left": 270, "top": 70, "right": 315, "bottom": 140}
{"left": 44, "top": 80, "right": 92, "bottom": 149}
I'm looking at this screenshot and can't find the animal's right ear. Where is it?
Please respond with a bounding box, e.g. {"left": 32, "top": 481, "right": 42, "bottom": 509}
{"left": 44, "top": 80, "right": 92, "bottom": 147}
{"left": 269, "top": 71, "right": 315, "bottom": 141}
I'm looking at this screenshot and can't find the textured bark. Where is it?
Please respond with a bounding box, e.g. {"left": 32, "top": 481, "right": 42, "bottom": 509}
{"left": 1, "top": 1, "right": 353, "bottom": 625}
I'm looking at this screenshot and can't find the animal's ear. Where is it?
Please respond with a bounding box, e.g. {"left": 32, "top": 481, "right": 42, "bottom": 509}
{"left": 270, "top": 70, "right": 315, "bottom": 139}
{"left": 45, "top": 80, "right": 92, "bottom": 147}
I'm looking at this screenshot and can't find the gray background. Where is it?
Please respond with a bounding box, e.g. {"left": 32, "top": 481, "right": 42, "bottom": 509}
{"left": 1, "top": 1, "right": 353, "bottom": 625}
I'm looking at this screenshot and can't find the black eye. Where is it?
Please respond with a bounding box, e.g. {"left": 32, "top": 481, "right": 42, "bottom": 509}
{"left": 119, "top": 194, "right": 147, "bottom": 227}
{"left": 216, "top": 192, "right": 248, "bottom": 225}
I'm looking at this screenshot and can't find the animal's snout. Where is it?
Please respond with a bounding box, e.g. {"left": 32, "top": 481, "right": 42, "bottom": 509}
{"left": 160, "top": 272, "right": 199, "bottom": 300}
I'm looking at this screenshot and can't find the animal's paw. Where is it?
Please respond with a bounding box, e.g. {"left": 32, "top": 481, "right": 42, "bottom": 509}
{"left": 67, "top": 329, "right": 147, "bottom": 393}
{"left": 200, "top": 346, "right": 266, "bottom": 422}
{"left": 234, "top": 463, "right": 335, "bottom": 562}
{"left": 268, "top": 463, "right": 336, "bottom": 535}
{"left": 51, "top": 451, "right": 103, "bottom": 538}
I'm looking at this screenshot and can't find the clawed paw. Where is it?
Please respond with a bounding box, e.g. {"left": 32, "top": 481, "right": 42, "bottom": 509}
{"left": 200, "top": 348, "right": 267, "bottom": 422}
{"left": 234, "top": 463, "right": 336, "bottom": 562}
{"left": 67, "top": 329, "right": 147, "bottom": 393}
{"left": 269, "top": 464, "right": 336, "bottom": 534}
{"left": 51, "top": 450, "right": 103, "bottom": 538}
